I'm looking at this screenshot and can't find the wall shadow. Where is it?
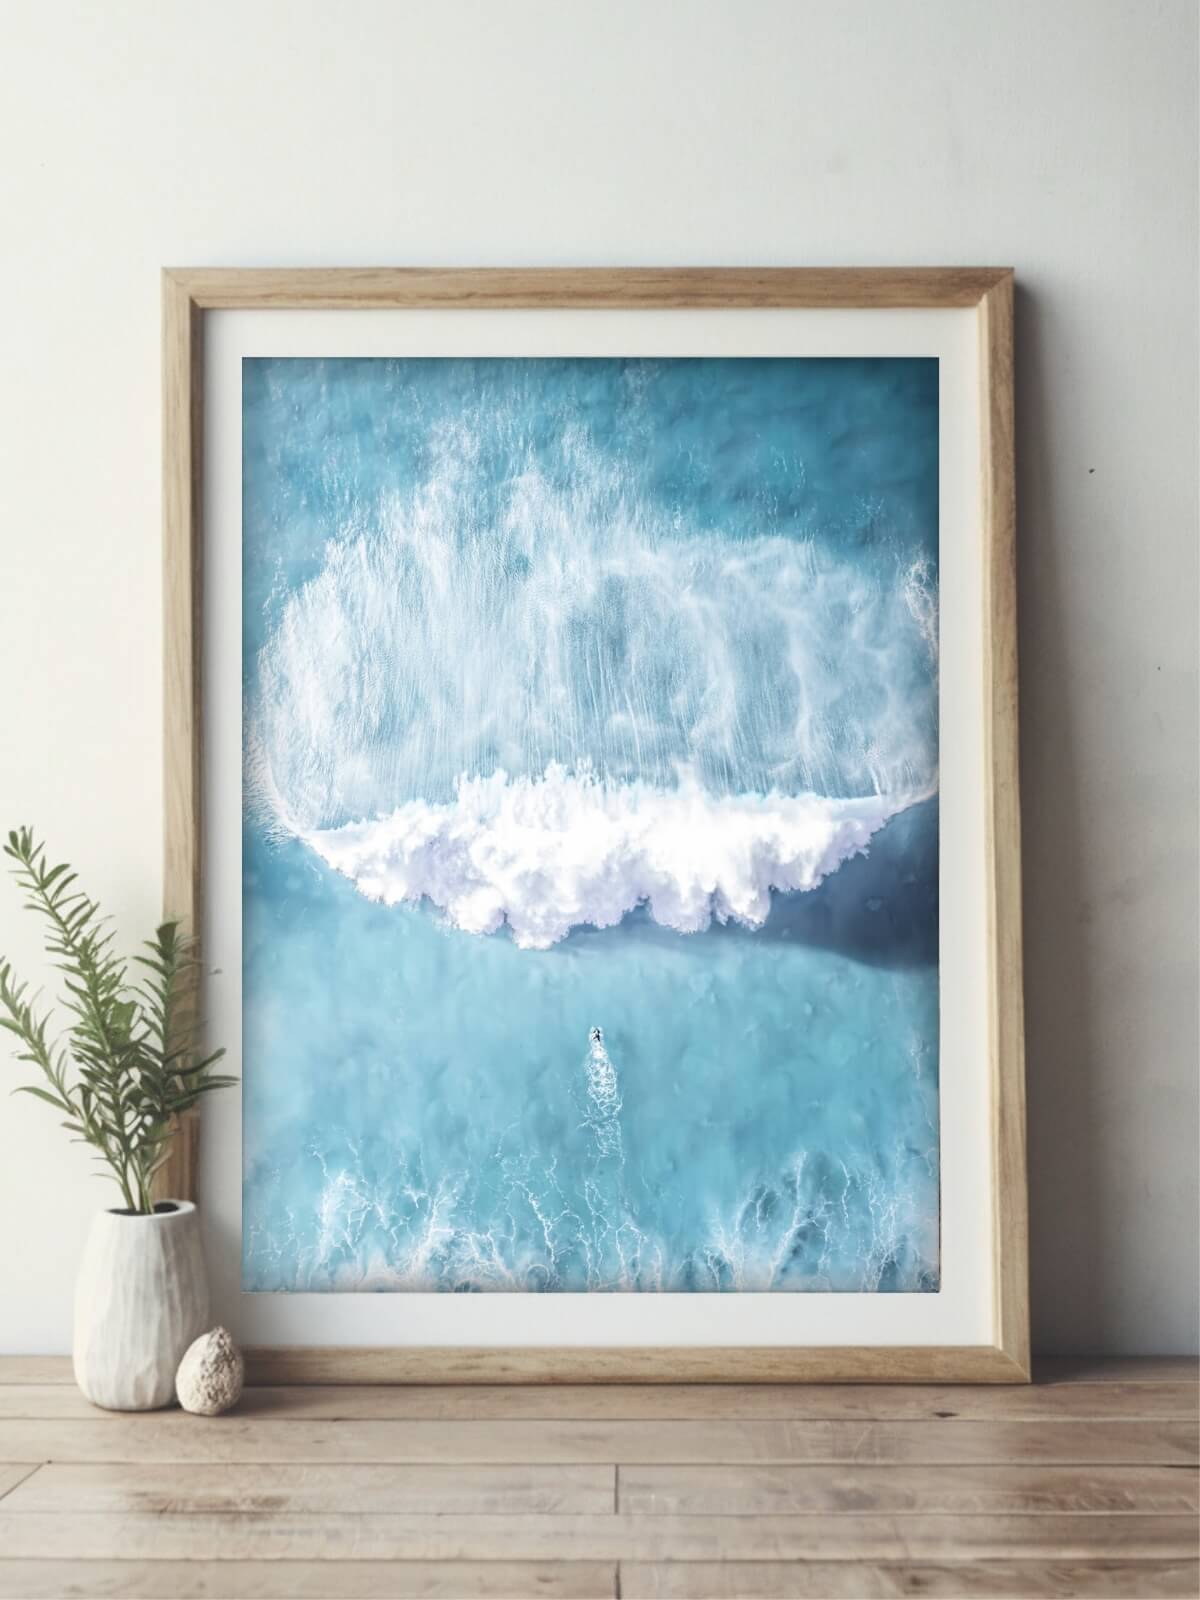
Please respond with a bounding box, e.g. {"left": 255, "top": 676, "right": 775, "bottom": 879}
{"left": 1014, "top": 281, "right": 1107, "bottom": 1353}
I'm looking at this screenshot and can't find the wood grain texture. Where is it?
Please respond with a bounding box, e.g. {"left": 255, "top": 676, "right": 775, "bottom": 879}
{"left": 619, "top": 1559, "right": 1200, "bottom": 1599}
{"left": 161, "top": 266, "right": 1028, "bottom": 1377}
{"left": 161, "top": 269, "right": 203, "bottom": 940}
{"left": 0, "top": 1358, "right": 76, "bottom": 1383}
{"left": 3, "top": 1560, "right": 1195, "bottom": 1600}
{"left": 1, "top": 1417, "right": 1193, "bottom": 1466}
{"left": 166, "top": 266, "right": 1013, "bottom": 310}
{"left": 0, "top": 1511, "right": 1194, "bottom": 1563}
{"left": 242, "top": 1344, "right": 1029, "bottom": 1386}
{"left": 978, "top": 272, "right": 1030, "bottom": 1380}
{"left": 8, "top": 1353, "right": 1185, "bottom": 1387}
{"left": 0, "top": 1561, "right": 617, "bottom": 1599}
{"left": 1, "top": 1363, "right": 1194, "bottom": 1597}
{"left": 5, "top": 1379, "right": 1194, "bottom": 1422}
{"left": 618, "top": 1463, "right": 1200, "bottom": 1515}
{"left": 5, "top": 1462, "right": 615, "bottom": 1515}
{"left": 0, "top": 1465, "right": 38, "bottom": 1504}
{"left": 12, "top": 1460, "right": 1193, "bottom": 1519}
{"left": 149, "top": 1107, "right": 199, "bottom": 1210}
{"left": 156, "top": 265, "right": 206, "bottom": 1209}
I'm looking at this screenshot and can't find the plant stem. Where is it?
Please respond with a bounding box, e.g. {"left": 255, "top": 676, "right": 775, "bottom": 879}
{"left": 3, "top": 830, "right": 232, "bottom": 1214}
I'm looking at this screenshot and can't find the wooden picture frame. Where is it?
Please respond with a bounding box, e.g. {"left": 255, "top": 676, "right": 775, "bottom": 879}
{"left": 162, "top": 268, "right": 1027, "bottom": 1383}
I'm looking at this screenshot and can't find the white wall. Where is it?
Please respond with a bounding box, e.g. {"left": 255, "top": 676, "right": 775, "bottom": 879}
{"left": 1, "top": 0, "right": 1196, "bottom": 1356}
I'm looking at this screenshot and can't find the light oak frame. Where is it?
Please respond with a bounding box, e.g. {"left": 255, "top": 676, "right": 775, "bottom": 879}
{"left": 162, "top": 268, "right": 1027, "bottom": 1384}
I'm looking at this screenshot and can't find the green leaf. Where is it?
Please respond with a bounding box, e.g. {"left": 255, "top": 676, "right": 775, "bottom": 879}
{"left": 13, "top": 1084, "right": 70, "bottom": 1111}
{"left": 2, "top": 828, "right": 232, "bottom": 1184}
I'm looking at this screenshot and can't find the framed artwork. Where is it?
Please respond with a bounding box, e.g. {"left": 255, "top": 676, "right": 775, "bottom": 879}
{"left": 163, "top": 269, "right": 1027, "bottom": 1382}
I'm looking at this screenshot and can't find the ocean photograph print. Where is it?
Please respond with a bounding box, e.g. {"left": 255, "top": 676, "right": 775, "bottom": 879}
{"left": 239, "top": 352, "right": 942, "bottom": 1298}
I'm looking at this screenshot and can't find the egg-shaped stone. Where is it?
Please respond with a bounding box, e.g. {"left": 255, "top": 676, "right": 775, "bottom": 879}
{"left": 175, "top": 1325, "right": 244, "bottom": 1416}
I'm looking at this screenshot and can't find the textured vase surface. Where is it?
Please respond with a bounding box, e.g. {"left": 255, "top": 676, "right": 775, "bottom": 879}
{"left": 73, "top": 1200, "right": 210, "bottom": 1411}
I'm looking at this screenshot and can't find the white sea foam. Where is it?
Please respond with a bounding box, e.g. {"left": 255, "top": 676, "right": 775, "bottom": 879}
{"left": 302, "top": 763, "right": 911, "bottom": 949}
{"left": 248, "top": 425, "right": 939, "bottom": 835}
{"left": 252, "top": 1130, "right": 937, "bottom": 1294}
{"left": 248, "top": 420, "right": 938, "bottom": 939}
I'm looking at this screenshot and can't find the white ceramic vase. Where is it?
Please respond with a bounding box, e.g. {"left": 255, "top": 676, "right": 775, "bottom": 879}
{"left": 73, "top": 1200, "right": 210, "bottom": 1411}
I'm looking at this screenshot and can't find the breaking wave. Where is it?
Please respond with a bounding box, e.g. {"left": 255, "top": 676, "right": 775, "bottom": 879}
{"left": 247, "top": 423, "right": 938, "bottom": 943}
{"left": 302, "top": 763, "right": 912, "bottom": 949}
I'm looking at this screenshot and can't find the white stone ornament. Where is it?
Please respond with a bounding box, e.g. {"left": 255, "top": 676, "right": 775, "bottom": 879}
{"left": 175, "top": 1325, "right": 244, "bottom": 1415}
{"left": 73, "top": 1200, "right": 210, "bottom": 1411}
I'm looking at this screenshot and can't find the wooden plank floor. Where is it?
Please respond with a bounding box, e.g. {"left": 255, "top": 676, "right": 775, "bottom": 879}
{"left": 0, "top": 1357, "right": 1194, "bottom": 1599}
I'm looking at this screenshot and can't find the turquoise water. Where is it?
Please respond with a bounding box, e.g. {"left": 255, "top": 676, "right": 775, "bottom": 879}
{"left": 242, "top": 357, "right": 940, "bottom": 1293}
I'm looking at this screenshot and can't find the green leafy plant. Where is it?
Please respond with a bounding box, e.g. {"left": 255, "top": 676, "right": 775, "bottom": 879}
{"left": 0, "top": 828, "right": 235, "bottom": 1213}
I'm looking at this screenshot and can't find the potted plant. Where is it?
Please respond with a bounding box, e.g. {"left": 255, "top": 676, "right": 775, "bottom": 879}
{"left": 0, "top": 828, "right": 235, "bottom": 1409}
